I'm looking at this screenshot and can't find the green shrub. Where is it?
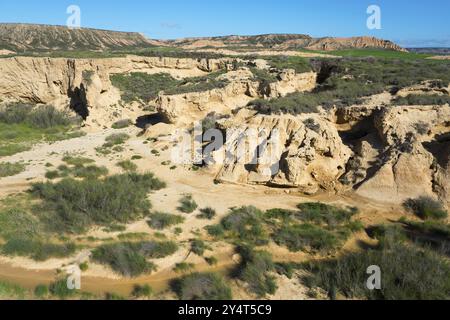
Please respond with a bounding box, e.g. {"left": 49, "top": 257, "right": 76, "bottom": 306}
{"left": 49, "top": 278, "right": 78, "bottom": 299}
{"left": 117, "top": 160, "right": 138, "bottom": 172}
{"left": 403, "top": 197, "right": 448, "bottom": 220}
{"left": 92, "top": 241, "right": 178, "bottom": 277}
{"left": 235, "top": 246, "right": 277, "bottom": 297}
{"left": 163, "top": 70, "right": 229, "bottom": 96}
{"left": 172, "top": 272, "right": 232, "bottom": 300}
{"left": 0, "top": 103, "right": 33, "bottom": 124}
{"left": 45, "top": 170, "right": 60, "bottom": 180}
{"left": 302, "top": 243, "right": 450, "bottom": 300}
{"left": 147, "top": 212, "right": 185, "bottom": 230}
{"left": 178, "top": 194, "right": 198, "bottom": 213}
{"left": 34, "top": 284, "right": 49, "bottom": 298}
{"left": 112, "top": 119, "right": 133, "bottom": 129}
{"left": 296, "top": 202, "right": 359, "bottom": 227}
{"left": 0, "top": 104, "right": 75, "bottom": 129}
{"left": 79, "top": 262, "right": 89, "bottom": 272}
{"left": 173, "top": 262, "right": 195, "bottom": 273}
{"left": 0, "top": 105, "right": 83, "bottom": 157}
{"left": 31, "top": 172, "right": 166, "bottom": 233}
{"left": 104, "top": 133, "right": 130, "bottom": 147}
{"left": 190, "top": 239, "right": 207, "bottom": 256}
{"left": 266, "top": 56, "right": 312, "bottom": 73}
{"left": 250, "top": 67, "right": 279, "bottom": 84}
{"left": 220, "top": 206, "right": 269, "bottom": 245}
{"left": 197, "top": 207, "right": 217, "bottom": 220}
{"left": 0, "top": 281, "right": 27, "bottom": 299}
{"left": 393, "top": 94, "right": 450, "bottom": 106}
{"left": 131, "top": 284, "right": 153, "bottom": 298}
{"left": 92, "top": 241, "right": 178, "bottom": 276}
{"left": 273, "top": 223, "right": 339, "bottom": 253}
{"left": 205, "top": 256, "right": 218, "bottom": 266}
{"left": 206, "top": 224, "right": 225, "bottom": 237}
{"left": 1, "top": 237, "right": 77, "bottom": 261}
{"left": 0, "top": 162, "right": 26, "bottom": 177}
{"left": 274, "top": 262, "right": 302, "bottom": 279}
{"left": 72, "top": 165, "right": 109, "bottom": 179}
{"left": 111, "top": 73, "right": 179, "bottom": 103}
{"left": 111, "top": 72, "right": 229, "bottom": 103}
{"left": 62, "top": 155, "right": 95, "bottom": 166}
{"left": 105, "top": 292, "right": 126, "bottom": 300}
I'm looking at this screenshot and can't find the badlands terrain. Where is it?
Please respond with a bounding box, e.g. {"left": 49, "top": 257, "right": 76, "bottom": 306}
{"left": 0, "top": 24, "right": 449, "bottom": 300}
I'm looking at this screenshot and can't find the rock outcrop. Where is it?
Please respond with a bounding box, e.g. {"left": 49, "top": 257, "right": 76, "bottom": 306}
{"left": 214, "top": 109, "right": 352, "bottom": 194}
{"left": 0, "top": 55, "right": 236, "bottom": 126}
{"left": 156, "top": 70, "right": 317, "bottom": 124}
{"left": 353, "top": 105, "right": 450, "bottom": 205}
{"left": 208, "top": 103, "right": 450, "bottom": 206}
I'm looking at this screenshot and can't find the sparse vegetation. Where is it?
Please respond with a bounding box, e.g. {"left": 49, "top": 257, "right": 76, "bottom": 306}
{"left": 112, "top": 119, "right": 133, "bottom": 129}
{"left": 393, "top": 94, "right": 450, "bottom": 106}
{"left": 209, "top": 206, "right": 268, "bottom": 245}
{"left": 207, "top": 203, "right": 361, "bottom": 253}
{"left": 31, "top": 172, "right": 166, "bottom": 233}
{"left": 403, "top": 196, "right": 448, "bottom": 220}
{"left": 104, "top": 133, "right": 130, "bottom": 147}
{"left": 172, "top": 272, "right": 232, "bottom": 300}
{"left": 178, "top": 194, "right": 198, "bottom": 213}
{"left": 1, "top": 237, "right": 77, "bottom": 261}
{"left": 49, "top": 278, "right": 78, "bottom": 299}
{"left": 62, "top": 155, "right": 95, "bottom": 166}
{"left": 197, "top": 207, "right": 217, "bottom": 220}
{"left": 173, "top": 262, "right": 195, "bottom": 273}
{"left": 250, "top": 67, "right": 279, "bottom": 84}
{"left": 34, "top": 284, "right": 49, "bottom": 299}
{"left": 117, "top": 160, "right": 138, "bottom": 172}
{"left": 0, "top": 281, "right": 28, "bottom": 299}
{"left": 92, "top": 241, "right": 177, "bottom": 277}
{"left": 234, "top": 246, "right": 277, "bottom": 297}
{"left": 111, "top": 72, "right": 178, "bottom": 103}
{"left": 266, "top": 56, "right": 312, "bottom": 73}
{"left": 190, "top": 239, "right": 207, "bottom": 256}
{"left": 250, "top": 57, "right": 450, "bottom": 115}
{"left": 205, "top": 256, "right": 218, "bottom": 266}
{"left": 0, "top": 162, "right": 25, "bottom": 177}
{"left": 147, "top": 212, "right": 185, "bottom": 230}
{"left": 0, "top": 103, "right": 83, "bottom": 157}
{"left": 131, "top": 284, "right": 153, "bottom": 298}
{"left": 111, "top": 71, "right": 228, "bottom": 103}
{"left": 302, "top": 241, "right": 450, "bottom": 300}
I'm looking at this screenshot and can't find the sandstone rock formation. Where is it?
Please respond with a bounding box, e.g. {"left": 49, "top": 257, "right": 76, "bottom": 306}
{"left": 353, "top": 105, "right": 450, "bottom": 205}
{"left": 0, "top": 55, "right": 237, "bottom": 127}
{"left": 214, "top": 109, "right": 352, "bottom": 195}
{"left": 210, "top": 103, "right": 450, "bottom": 206}
{"left": 156, "top": 70, "right": 317, "bottom": 124}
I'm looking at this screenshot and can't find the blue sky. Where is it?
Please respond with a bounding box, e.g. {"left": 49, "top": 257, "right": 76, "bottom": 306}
{"left": 0, "top": 0, "right": 449, "bottom": 47}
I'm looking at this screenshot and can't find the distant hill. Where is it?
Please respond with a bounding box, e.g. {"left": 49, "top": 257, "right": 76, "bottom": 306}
{"left": 408, "top": 47, "right": 450, "bottom": 55}
{"left": 0, "top": 24, "right": 406, "bottom": 53}
{"left": 169, "top": 34, "right": 407, "bottom": 52}
{"left": 0, "top": 23, "right": 158, "bottom": 52}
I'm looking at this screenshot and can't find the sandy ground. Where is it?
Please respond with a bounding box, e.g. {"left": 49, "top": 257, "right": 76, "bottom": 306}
{"left": 0, "top": 125, "right": 405, "bottom": 297}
